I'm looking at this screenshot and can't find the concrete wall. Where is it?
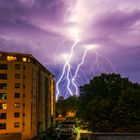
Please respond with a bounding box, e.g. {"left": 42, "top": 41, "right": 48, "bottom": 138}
{"left": 80, "top": 133, "right": 140, "bottom": 140}
{"left": 0, "top": 133, "right": 21, "bottom": 140}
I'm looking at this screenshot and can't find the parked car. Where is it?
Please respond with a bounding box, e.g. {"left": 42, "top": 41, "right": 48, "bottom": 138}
{"left": 55, "top": 124, "right": 74, "bottom": 138}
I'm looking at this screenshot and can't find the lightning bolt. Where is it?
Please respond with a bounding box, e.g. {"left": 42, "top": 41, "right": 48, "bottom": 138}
{"left": 56, "top": 44, "right": 116, "bottom": 100}
{"left": 71, "top": 47, "right": 92, "bottom": 95}
{"left": 90, "top": 53, "right": 116, "bottom": 74}
{"left": 56, "top": 40, "right": 79, "bottom": 100}
{"left": 55, "top": 0, "right": 116, "bottom": 100}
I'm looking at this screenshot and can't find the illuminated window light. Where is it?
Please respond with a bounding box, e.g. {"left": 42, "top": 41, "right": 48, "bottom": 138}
{"left": 14, "top": 103, "right": 20, "bottom": 108}
{"left": 2, "top": 104, "right": 7, "bottom": 109}
{"left": 22, "top": 57, "right": 27, "bottom": 62}
{"left": 7, "top": 56, "right": 17, "bottom": 61}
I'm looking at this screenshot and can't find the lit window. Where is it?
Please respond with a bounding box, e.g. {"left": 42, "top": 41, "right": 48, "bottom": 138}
{"left": 23, "top": 57, "right": 27, "bottom": 62}
{"left": 0, "top": 93, "right": 7, "bottom": 99}
{"left": 7, "top": 56, "right": 17, "bottom": 61}
{"left": 14, "top": 103, "right": 20, "bottom": 108}
{"left": 14, "top": 122, "right": 20, "bottom": 128}
{"left": 0, "top": 103, "right": 7, "bottom": 109}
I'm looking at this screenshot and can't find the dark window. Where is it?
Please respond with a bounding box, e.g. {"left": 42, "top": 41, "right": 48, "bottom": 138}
{"left": 23, "top": 85, "right": 25, "bottom": 88}
{"left": 15, "top": 93, "right": 20, "bottom": 98}
{"left": 14, "top": 122, "right": 20, "bottom": 128}
{"left": 0, "top": 93, "right": 7, "bottom": 99}
{"left": 15, "top": 74, "right": 20, "bottom": 79}
{"left": 15, "top": 83, "right": 20, "bottom": 88}
{"left": 0, "top": 113, "right": 6, "bottom": 119}
{"left": 23, "top": 122, "right": 25, "bottom": 126}
{"left": 0, "top": 123, "right": 6, "bottom": 129}
{"left": 0, "top": 64, "right": 7, "bottom": 70}
{"left": 14, "top": 112, "right": 20, "bottom": 118}
{"left": 0, "top": 83, "right": 7, "bottom": 89}
{"left": 15, "top": 64, "right": 20, "bottom": 70}
{"left": 23, "top": 94, "right": 25, "bottom": 97}
{"left": 0, "top": 74, "right": 7, "bottom": 80}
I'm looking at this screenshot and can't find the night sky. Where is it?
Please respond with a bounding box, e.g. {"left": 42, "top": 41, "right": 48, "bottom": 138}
{"left": 0, "top": 0, "right": 140, "bottom": 98}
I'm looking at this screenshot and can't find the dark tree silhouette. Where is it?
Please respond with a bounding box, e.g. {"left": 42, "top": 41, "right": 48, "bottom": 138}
{"left": 56, "top": 96, "right": 78, "bottom": 117}
{"left": 77, "top": 73, "right": 140, "bottom": 132}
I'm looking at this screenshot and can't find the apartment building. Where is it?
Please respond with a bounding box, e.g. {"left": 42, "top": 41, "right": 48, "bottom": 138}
{"left": 0, "top": 51, "right": 55, "bottom": 140}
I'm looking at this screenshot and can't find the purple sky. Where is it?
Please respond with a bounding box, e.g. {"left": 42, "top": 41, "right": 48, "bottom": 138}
{"left": 0, "top": 0, "right": 140, "bottom": 97}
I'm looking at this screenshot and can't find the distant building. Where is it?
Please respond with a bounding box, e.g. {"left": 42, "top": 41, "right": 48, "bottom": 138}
{"left": 0, "top": 51, "right": 55, "bottom": 140}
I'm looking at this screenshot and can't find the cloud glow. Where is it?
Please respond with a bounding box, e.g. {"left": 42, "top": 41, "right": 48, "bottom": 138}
{"left": 0, "top": 0, "right": 140, "bottom": 97}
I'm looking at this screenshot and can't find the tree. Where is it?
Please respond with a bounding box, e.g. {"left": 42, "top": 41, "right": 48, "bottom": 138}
{"left": 56, "top": 96, "right": 66, "bottom": 117}
{"left": 77, "top": 73, "right": 140, "bottom": 132}
{"left": 56, "top": 96, "right": 78, "bottom": 117}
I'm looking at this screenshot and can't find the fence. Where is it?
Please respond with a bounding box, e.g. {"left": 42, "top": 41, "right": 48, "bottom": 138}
{"left": 80, "top": 133, "right": 140, "bottom": 140}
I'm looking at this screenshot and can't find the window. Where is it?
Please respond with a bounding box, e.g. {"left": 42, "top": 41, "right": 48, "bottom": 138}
{"left": 0, "top": 83, "right": 7, "bottom": 89}
{"left": 0, "top": 103, "right": 7, "bottom": 109}
{"left": 15, "top": 93, "right": 20, "bottom": 98}
{"left": 23, "top": 122, "right": 25, "bottom": 126}
{"left": 7, "top": 56, "right": 17, "bottom": 61}
{"left": 15, "top": 83, "right": 20, "bottom": 88}
{"left": 0, "top": 113, "right": 6, "bottom": 119}
{"left": 15, "top": 64, "right": 20, "bottom": 70}
{"left": 0, "top": 64, "right": 7, "bottom": 70}
{"left": 0, "top": 123, "right": 6, "bottom": 129}
{"left": 0, "top": 93, "right": 7, "bottom": 99}
{"left": 14, "top": 103, "right": 20, "bottom": 108}
{"left": 14, "top": 122, "right": 20, "bottom": 128}
{"left": 14, "top": 112, "right": 20, "bottom": 118}
{"left": 15, "top": 74, "right": 20, "bottom": 79}
{"left": 0, "top": 74, "right": 7, "bottom": 79}
{"left": 22, "top": 57, "right": 27, "bottom": 62}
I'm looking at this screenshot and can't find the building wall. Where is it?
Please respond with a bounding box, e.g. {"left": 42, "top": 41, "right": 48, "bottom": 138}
{"left": 0, "top": 133, "right": 21, "bottom": 140}
{"left": 0, "top": 52, "right": 55, "bottom": 140}
{"left": 0, "top": 60, "right": 23, "bottom": 134}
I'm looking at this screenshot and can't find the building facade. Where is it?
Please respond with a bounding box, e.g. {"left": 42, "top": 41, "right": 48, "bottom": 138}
{"left": 0, "top": 51, "right": 55, "bottom": 140}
